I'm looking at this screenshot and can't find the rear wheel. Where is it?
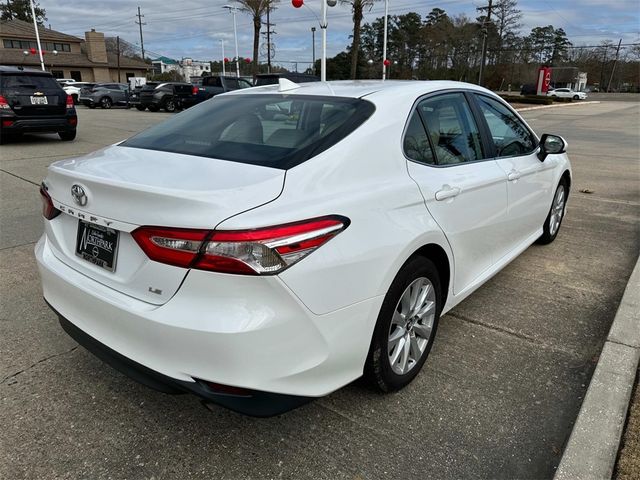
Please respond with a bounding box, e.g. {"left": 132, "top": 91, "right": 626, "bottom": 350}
{"left": 147, "top": 104, "right": 159, "bottom": 112}
{"left": 135, "top": 105, "right": 146, "bottom": 111}
{"left": 537, "top": 180, "right": 567, "bottom": 244}
{"left": 59, "top": 130, "right": 76, "bottom": 141}
{"left": 365, "top": 257, "right": 442, "bottom": 392}
{"left": 163, "top": 97, "right": 177, "bottom": 113}
{"left": 100, "top": 97, "right": 112, "bottom": 109}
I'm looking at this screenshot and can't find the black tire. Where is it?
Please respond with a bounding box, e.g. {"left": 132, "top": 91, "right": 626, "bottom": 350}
{"left": 59, "top": 130, "right": 77, "bottom": 141}
{"left": 163, "top": 97, "right": 177, "bottom": 113}
{"left": 100, "top": 97, "right": 112, "bottom": 109}
{"left": 135, "top": 105, "right": 146, "bottom": 111}
{"left": 364, "top": 257, "right": 442, "bottom": 392}
{"left": 537, "top": 180, "right": 568, "bottom": 245}
{"left": 147, "top": 104, "right": 159, "bottom": 112}
{"left": 573, "top": 95, "right": 579, "bottom": 100}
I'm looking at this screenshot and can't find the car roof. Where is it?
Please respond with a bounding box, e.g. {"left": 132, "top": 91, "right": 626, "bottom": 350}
{"left": 226, "top": 80, "right": 493, "bottom": 100}
{"left": 0, "top": 65, "right": 52, "bottom": 75}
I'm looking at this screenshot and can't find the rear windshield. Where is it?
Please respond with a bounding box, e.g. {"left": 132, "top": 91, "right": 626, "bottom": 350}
{"left": 1, "top": 74, "right": 60, "bottom": 91}
{"left": 121, "top": 94, "right": 375, "bottom": 169}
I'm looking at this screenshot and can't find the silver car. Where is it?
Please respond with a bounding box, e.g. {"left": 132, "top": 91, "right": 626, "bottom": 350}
{"left": 79, "top": 83, "right": 130, "bottom": 109}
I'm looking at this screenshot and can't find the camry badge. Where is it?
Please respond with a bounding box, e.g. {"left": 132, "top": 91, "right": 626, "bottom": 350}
{"left": 71, "top": 184, "right": 88, "bottom": 207}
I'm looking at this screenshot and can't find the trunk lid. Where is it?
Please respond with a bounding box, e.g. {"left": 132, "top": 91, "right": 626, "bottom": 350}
{"left": 44, "top": 145, "right": 285, "bottom": 304}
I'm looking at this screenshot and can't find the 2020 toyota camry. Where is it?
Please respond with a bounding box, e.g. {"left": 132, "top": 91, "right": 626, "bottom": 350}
{"left": 36, "top": 80, "right": 571, "bottom": 416}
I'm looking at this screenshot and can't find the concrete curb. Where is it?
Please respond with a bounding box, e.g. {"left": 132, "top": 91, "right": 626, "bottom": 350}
{"left": 555, "top": 255, "right": 640, "bottom": 480}
{"left": 518, "top": 101, "right": 601, "bottom": 112}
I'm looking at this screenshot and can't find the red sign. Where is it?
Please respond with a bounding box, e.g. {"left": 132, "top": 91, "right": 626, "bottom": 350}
{"left": 537, "top": 66, "right": 552, "bottom": 95}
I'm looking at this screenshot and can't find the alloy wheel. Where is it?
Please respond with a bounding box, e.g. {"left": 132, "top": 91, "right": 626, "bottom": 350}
{"left": 387, "top": 277, "right": 436, "bottom": 375}
{"left": 549, "top": 185, "right": 565, "bottom": 236}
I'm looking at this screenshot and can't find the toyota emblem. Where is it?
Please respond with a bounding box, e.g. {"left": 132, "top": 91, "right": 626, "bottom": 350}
{"left": 71, "top": 184, "right": 88, "bottom": 207}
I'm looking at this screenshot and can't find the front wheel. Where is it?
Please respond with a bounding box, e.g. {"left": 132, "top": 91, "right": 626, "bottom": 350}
{"left": 365, "top": 257, "right": 442, "bottom": 392}
{"left": 147, "top": 104, "right": 159, "bottom": 112}
{"left": 573, "top": 95, "right": 579, "bottom": 100}
{"left": 135, "top": 105, "right": 146, "bottom": 111}
{"left": 537, "top": 181, "right": 567, "bottom": 244}
{"left": 100, "top": 97, "right": 112, "bottom": 109}
{"left": 163, "top": 98, "right": 176, "bottom": 112}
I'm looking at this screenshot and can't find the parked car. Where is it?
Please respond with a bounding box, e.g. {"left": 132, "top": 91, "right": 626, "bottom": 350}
{"left": 36, "top": 80, "right": 572, "bottom": 416}
{"left": 63, "top": 82, "right": 95, "bottom": 104}
{"left": 1, "top": 66, "right": 77, "bottom": 143}
{"left": 519, "top": 83, "right": 537, "bottom": 95}
{"left": 193, "top": 75, "right": 253, "bottom": 103}
{"left": 133, "top": 82, "right": 195, "bottom": 112}
{"left": 56, "top": 78, "right": 76, "bottom": 86}
{"left": 78, "top": 83, "right": 130, "bottom": 109}
{"left": 547, "top": 88, "right": 587, "bottom": 100}
{"left": 254, "top": 72, "right": 320, "bottom": 86}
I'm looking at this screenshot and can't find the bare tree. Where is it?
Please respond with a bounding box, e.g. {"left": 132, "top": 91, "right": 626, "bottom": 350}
{"left": 235, "top": 0, "right": 279, "bottom": 78}
{"left": 341, "top": 0, "right": 379, "bottom": 79}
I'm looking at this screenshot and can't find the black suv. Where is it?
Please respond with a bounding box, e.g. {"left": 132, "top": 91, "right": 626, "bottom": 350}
{"left": 0, "top": 66, "right": 77, "bottom": 143}
{"left": 134, "top": 82, "right": 196, "bottom": 112}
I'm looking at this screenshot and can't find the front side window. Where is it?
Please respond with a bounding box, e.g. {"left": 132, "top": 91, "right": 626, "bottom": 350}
{"left": 121, "top": 94, "right": 375, "bottom": 169}
{"left": 416, "top": 93, "right": 484, "bottom": 165}
{"left": 475, "top": 94, "right": 536, "bottom": 158}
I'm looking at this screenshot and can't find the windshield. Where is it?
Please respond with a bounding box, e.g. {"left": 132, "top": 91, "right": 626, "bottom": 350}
{"left": 121, "top": 94, "right": 375, "bottom": 169}
{"left": 1, "top": 74, "right": 60, "bottom": 90}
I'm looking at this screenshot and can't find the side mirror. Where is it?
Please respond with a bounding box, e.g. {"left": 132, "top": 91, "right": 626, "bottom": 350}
{"left": 537, "top": 134, "right": 567, "bottom": 161}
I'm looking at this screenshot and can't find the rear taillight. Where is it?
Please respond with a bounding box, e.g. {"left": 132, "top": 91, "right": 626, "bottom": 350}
{"left": 39, "top": 185, "right": 61, "bottom": 220}
{"left": 192, "top": 86, "right": 199, "bottom": 95}
{"left": 66, "top": 94, "right": 74, "bottom": 109}
{"left": 0, "top": 95, "right": 12, "bottom": 110}
{"left": 131, "top": 216, "right": 349, "bottom": 275}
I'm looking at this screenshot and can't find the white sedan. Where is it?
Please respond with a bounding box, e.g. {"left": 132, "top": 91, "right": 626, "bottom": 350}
{"left": 36, "top": 80, "right": 572, "bottom": 416}
{"left": 548, "top": 87, "right": 587, "bottom": 100}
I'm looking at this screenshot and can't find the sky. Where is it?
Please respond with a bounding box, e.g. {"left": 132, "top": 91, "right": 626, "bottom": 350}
{"left": 38, "top": 0, "right": 640, "bottom": 68}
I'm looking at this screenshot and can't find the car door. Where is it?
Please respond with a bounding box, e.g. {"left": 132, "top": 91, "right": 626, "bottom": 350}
{"left": 404, "top": 92, "right": 509, "bottom": 295}
{"left": 471, "top": 93, "right": 558, "bottom": 251}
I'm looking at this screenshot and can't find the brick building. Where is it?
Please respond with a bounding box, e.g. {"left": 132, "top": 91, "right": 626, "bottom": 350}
{"left": 0, "top": 19, "right": 150, "bottom": 82}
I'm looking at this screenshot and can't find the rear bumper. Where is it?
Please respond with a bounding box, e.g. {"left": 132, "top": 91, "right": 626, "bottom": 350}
{"left": 0, "top": 114, "right": 76, "bottom": 134}
{"left": 35, "top": 234, "right": 381, "bottom": 413}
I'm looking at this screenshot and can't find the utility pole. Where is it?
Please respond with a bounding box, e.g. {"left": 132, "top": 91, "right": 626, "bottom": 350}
{"left": 135, "top": 6, "right": 146, "bottom": 60}
{"left": 266, "top": 1, "right": 272, "bottom": 73}
{"left": 223, "top": 5, "right": 240, "bottom": 78}
{"left": 477, "top": 0, "right": 493, "bottom": 86}
{"left": 320, "top": 0, "right": 327, "bottom": 81}
{"left": 221, "top": 39, "right": 226, "bottom": 76}
{"left": 29, "top": 0, "right": 45, "bottom": 71}
{"left": 606, "top": 38, "right": 622, "bottom": 93}
{"left": 116, "top": 36, "right": 121, "bottom": 82}
{"left": 311, "top": 27, "right": 316, "bottom": 75}
{"left": 382, "top": 0, "right": 389, "bottom": 80}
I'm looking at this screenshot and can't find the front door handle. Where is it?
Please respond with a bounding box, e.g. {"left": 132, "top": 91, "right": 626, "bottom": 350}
{"left": 435, "top": 185, "right": 461, "bottom": 201}
{"left": 507, "top": 170, "right": 521, "bottom": 181}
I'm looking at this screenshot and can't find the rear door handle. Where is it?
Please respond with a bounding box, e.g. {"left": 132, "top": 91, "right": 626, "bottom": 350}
{"left": 507, "top": 170, "right": 521, "bottom": 181}
{"left": 435, "top": 185, "right": 461, "bottom": 201}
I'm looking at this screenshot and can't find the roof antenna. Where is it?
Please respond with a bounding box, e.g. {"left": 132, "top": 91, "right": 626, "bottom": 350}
{"left": 278, "top": 78, "right": 301, "bottom": 92}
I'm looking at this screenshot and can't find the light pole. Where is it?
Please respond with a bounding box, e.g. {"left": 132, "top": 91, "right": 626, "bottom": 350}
{"left": 220, "top": 39, "right": 226, "bottom": 76}
{"left": 382, "top": 0, "right": 389, "bottom": 80}
{"left": 29, "top": 0, "right": 45, "bottom": 71}
{"left": 311, "top": 27, "right": 316, "bottom": 75}
{"left": 320, "top": 0, "right": 327, "bottom": 81}
{"left": 223, "top": 5, "right": 240, "bottom": 78}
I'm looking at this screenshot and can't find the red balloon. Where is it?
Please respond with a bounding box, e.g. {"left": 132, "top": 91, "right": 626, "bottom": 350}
{"left": 292, "top": 0, "right": 303, "bottom": 8}
{"left": 224, "top": 57, "right": 229, "bottom": 63}
{"left": 383, "top": 59, "right": 391, "bottom": 66}
{"left": 29, "top": 47, "right": 36, "bottom": 55}
{"left": 245, "top": 57, "right": 251, "bottom": 63}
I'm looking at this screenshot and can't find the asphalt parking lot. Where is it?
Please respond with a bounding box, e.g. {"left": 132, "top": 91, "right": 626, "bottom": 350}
{"left": 1, "top": 101, "right": 639, "bottom": 479}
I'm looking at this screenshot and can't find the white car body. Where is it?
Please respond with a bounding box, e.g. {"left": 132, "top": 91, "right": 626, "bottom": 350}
{"left": 36, "top": 80, "right": 572, "bottom": 416}
{"left": 62, "top": 82, "right": 92, "bottom": 102}
{"left": 548, "top": 88, "right": 587, "bottom": 100}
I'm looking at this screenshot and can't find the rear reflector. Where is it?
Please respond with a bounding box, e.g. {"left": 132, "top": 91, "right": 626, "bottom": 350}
{"left": 132, "top": 216, "right": 349, "bottom": 275}
{"left": 39, "top": 184, "right": 61, "bottom": 220}
{"left": 68, "top": 116, "right": 78, "bottom": 126}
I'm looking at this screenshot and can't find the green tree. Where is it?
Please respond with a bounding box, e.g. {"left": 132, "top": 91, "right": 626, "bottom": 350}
{"left": 235, "top": 0, "right": 279, "bottom": 79}
{"left": 341, "top": 0, "right": 379, "bottom": 79}
{"left": 0, "top": 0, "right": 47, "bottom": 25}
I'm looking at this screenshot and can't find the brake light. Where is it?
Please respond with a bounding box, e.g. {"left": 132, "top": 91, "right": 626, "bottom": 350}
{"left": 66, "top": 94, "right": 74, "bottom": 109}
{"left": 192, "top": 86, "right": 199, "bottom": 95}
{"left": 0, "top": 95, "right": 11, "bottom": 110}
{"left": 131, "top": 216, "right": 349, "bottom": 274}
{"left": 2, "top": 120, "right": 14, "bottom": 127}
{"left": 39, "top": 185, "right": 61, "bottom": 220}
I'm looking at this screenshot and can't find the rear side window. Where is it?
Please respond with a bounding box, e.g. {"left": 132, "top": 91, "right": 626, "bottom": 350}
{"left": 1, "top": 74, "right": 60, "bottom": 91}
{"left": 403, "top": 111, "right": 435, "bottom": 165}
{"left": 416, "top": 93, "right": 484, "bottom": 165}
{"left": 121, "top": 94, "right": 375, "bottom": 169}
{"left": 474, "top": 94, "right": 536, "bottom": 157}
